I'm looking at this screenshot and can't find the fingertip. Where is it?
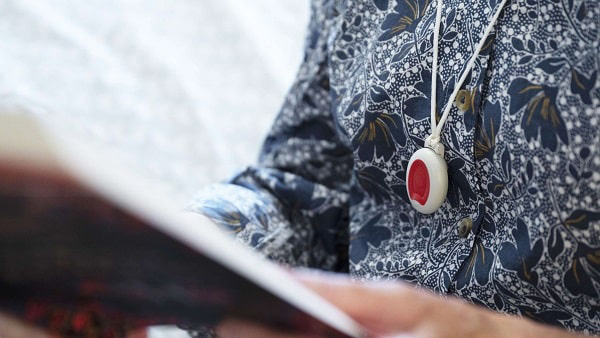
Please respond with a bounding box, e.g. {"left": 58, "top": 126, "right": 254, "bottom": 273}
{"left": 293, "top": 269, "right": 353, "bottom": 288}
{"left": 214, "top": 319, "right": 239, "bottom": 338}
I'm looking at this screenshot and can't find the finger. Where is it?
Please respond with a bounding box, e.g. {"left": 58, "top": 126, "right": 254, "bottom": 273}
{"left": 294, "top": 270, "right": 441, "bottom": 334}
{"left": 0, "top": 311, "right": 56, "bottom": 338}
{"left": 215, "top": 318, "right": 311, "bottom": 338}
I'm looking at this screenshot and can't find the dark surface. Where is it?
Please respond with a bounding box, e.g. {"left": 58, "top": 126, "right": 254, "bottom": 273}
{"left": 0, "top": 164, "right": 351, "bottom": 337}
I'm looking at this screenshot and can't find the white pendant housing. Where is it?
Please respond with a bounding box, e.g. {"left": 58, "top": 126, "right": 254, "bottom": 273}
{"left": 405, "top": 147, "right": 448, "bottom": 214}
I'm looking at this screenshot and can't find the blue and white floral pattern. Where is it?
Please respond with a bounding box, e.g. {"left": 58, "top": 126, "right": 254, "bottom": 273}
{"left": 189, "top": 0, "right": 600, "bottom": 334}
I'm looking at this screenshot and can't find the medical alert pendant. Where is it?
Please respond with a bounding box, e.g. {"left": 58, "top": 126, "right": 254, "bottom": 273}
{"left": 402, "top": 0, "right": 506, "bottom": 214}
{"left": 406, "top": 141, "right": 448, "bottom": 214}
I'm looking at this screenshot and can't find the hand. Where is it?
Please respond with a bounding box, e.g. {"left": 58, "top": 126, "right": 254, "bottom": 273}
{"left": 216, "top": 270, "right": 583, "bottom": 338}
{"left": 0, "top": 311, "right": 55, "bottom": 338}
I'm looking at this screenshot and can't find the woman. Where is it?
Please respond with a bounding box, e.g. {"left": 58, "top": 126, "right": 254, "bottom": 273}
{"left": 190, "top": 0, "right": 600, "bottom": 336}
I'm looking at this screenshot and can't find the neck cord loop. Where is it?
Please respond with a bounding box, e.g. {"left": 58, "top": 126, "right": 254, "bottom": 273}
{"left": 428, "top": 0, "right": 509, "bottom": 150}
{"left": 429, "top": 0, "right": 444, "bottom": 140}
{"left": 406, "top": 0, "right": 510, "bottom": 214}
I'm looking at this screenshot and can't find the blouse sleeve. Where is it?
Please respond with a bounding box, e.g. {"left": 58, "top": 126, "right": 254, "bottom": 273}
{"left": 187, "top": 0, "right": 353, "bottom": 272}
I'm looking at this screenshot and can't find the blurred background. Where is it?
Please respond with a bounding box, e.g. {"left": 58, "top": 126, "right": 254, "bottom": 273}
{"left": 0, "top": 0, "right": 309, "bottom": 206}
{"left": 0, "top": 1, "right": 309, "bottom": 336}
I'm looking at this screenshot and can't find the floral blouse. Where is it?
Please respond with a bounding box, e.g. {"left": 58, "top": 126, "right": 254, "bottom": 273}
{"left": 189, "top": 0, "right": 600, "bottom": 334}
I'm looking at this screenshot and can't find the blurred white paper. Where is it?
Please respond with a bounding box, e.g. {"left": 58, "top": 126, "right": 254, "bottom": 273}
{"left": 0, "top": 0, "right": 309, "bottom": 205}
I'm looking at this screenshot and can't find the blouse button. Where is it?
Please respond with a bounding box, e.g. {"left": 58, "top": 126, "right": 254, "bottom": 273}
{"left": 455, "top": 89, "right": 472, "bottom": 112}
{"left": 458, "top": 217, "right": 473, "bottom": 238}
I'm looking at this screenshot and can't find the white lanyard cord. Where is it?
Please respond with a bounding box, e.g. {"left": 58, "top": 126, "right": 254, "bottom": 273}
{"left": 429, "top": 0, "right": 509, "bottom": 145}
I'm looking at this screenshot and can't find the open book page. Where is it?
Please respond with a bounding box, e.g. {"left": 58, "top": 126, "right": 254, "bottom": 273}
{"left": 0, "top": 113, "right": 365, "bottom": 337}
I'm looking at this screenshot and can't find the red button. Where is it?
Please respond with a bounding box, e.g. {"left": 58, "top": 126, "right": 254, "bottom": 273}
{"left": 408, "top": 159, "right": 430, "bottom": 206}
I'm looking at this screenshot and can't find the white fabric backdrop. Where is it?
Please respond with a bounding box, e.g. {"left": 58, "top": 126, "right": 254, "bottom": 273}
{"left": 1, "top": 1, "right": 309, "bottom": 336}
{"left": 1, "top": 0, "right": 309, "bottom": 205}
